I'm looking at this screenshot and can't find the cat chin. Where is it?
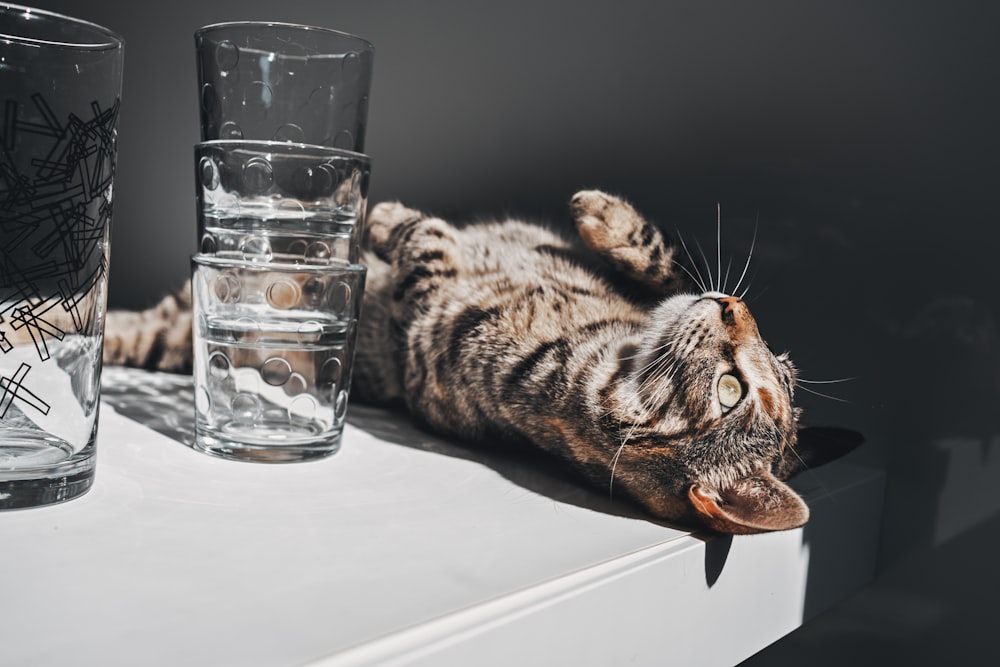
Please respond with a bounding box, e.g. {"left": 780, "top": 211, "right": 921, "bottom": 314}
{"left": 648, "top": 290, "right": 734, "bottom": 332}
{"left": 648, "top": 292, "right": 703, "bottom": 328}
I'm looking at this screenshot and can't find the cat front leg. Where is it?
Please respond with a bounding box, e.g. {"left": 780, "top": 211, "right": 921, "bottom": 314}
{"left": 570, "top": 190, "right": 688, "bottom": 294}
{"left": 364, "top": 201, "right": 427, "bottom": 263}
{"left": 366, "top": 201, "right": 468, "bottom": 424}
{"left": 366, "top": 202, "right": 463, "bottom": 309}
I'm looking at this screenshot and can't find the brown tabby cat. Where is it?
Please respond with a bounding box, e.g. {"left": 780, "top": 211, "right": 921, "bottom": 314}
{"left": 104, "top": 190, "right": 860, "bottom": 534}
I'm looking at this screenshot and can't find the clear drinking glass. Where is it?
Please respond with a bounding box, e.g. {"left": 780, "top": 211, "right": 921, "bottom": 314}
{"left": 191, "top": 254, "right": 366, "bottom": 463}
{"left": 195, "top": 22, "right": 374, "bottom": 153}
{"left": 196, "top": 140, "right": 371, "bottom": 264}
{"left": 0, "top": 4, "right": 123, "bottom": 508}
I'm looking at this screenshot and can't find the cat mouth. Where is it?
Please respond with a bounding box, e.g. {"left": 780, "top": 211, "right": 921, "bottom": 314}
{"left": 649, "top": 293, "right": 703, "bottom": 329}
{"left": 656, "top": 291, "right": 746, "bottom": 327}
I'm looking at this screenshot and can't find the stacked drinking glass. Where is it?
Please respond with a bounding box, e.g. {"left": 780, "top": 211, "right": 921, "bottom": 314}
{"left": 189, "top": 22, "right": 374, "bottom": 463}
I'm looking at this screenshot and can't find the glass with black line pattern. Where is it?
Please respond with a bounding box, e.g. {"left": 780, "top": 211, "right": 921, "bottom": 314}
{"left": 0, "top": 3, "right": 123, "bottom": 508}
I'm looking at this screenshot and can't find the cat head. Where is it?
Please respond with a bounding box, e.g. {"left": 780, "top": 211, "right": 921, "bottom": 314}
{"left": 604, "top": 291, "right": 861, "bottom": 534}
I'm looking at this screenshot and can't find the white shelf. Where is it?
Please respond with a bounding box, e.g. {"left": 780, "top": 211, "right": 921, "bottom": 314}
{"left": 0, "top": 368, "right": 883, "bottom": 666}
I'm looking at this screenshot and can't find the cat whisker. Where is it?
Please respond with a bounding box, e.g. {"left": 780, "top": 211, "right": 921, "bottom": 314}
{"left": 640, "top": 376, "right": 675, "bottom": 413}
{"left": 630, "top": 375, "right": 672, "bottom": 420}
{"left": 675, "top": 230, "right": 709, "bottom": 293}
{"left": 693, "top": 237, "right": 716, "bottom": 293}
{"left": 795, "top": 383, "right": 852, "bottom": 403}
{"left": 783, "top": 438, "right": 807, "bottom": 467}
{"left": 611, "top": 356, "right": 681, "bottom": 498}
{"left": 797, "top": 377, "right": 857, "bottom": 384}
{"left": 721, "top": 256, "right": 734, "bottom": 295}
{"left": 671, "top": 258, "right": 708, "bottom": 294}
{"left": 784, "top": 441, "right": 836, "bottom": 499}
{"left": 608, "top": 440, "right": 626, "bottom": 498}
{"left": 716, "top": 202, "right": 722, "bottom": 295}
{"left": 634, "top": 353, "right": 676, "bottom": 395}
{"left": 637, "top": 359, "right": 680, "bottom": 413}
{"left": 610, "top": 415, "right": 644, "bottom": 499}
{"left": 742, "top": 279, "right": 768, "bottom": 303}
{"left": 630, "top": 338, "right": 676, "bottom": 373}
{"left": 618, "top": 343, "right": 659, "bottom": 363}
{"left": 644, "top": 382, "right": 674, "bottom": 417}
{"left": 642, "top": 348, "right": 676, "bottom": 375}
{"left": 732, "top": 213, "right": 759, "bottom": 298}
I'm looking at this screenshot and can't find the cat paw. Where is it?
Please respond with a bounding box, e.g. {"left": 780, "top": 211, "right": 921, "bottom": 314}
{"left": 365, "top": 201, "right": 424, "bottom": 261}
{"left": 570, "top": 190, "right": 679, "bottom": 291}
{"left": 570, "top": 190, "right": 638, "bottom": 251}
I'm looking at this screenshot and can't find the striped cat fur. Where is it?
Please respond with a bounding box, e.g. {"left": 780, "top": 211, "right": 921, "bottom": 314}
{"left": 104, "top": 190, "right": 860, "bottom": 534}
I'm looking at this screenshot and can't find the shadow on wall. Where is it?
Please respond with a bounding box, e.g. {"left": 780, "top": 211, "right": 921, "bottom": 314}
{"left": 872, "top": 292, "right": 1000, "bottom": 567}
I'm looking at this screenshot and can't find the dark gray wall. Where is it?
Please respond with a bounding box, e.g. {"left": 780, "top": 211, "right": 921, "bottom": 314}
{"left": 27, "top": 0, "right": 1000, "bottom": 573}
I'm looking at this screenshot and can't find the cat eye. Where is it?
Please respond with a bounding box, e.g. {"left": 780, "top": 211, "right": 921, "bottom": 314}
{"left": 718, "top": 374, "right": 744, "bottom": 410}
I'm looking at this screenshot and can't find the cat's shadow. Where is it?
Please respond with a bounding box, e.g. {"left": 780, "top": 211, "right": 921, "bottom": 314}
{"left": 100, "top": 367, "right": 729, "bottom": 583}
{"left": 350, "top": 404, "right": 733, "bottom": 584}
{"left": 99, "top": 367, "right": 651, "bottom": 522}
{"left": 346, "top": 402, "right": 658, "bottom": 523}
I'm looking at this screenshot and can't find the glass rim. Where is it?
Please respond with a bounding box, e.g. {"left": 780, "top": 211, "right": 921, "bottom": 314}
{"left": 0, "top": 3, "right": 123, "bottom": 51}
{"left": 195, "top": 140, "right": 370, "bottom": 164}
{"left": 191, "top": 254, "right": 368, "bottom": 276}
{"left": 195, "top": 20, "right": 374, "bottom": 53}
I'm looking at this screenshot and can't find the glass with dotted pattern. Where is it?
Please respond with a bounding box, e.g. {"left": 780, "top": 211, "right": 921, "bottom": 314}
{"left": 195, "top": 140, "right": 370, "bottom": 264}
{"left": 191, "top": 254, "right": 366, "bottom": 462}
{"left": 195, "top": 21, "right": 374, "bottom": 153}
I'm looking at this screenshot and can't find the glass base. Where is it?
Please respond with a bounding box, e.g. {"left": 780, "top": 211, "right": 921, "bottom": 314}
{"left": 194, "top": 428, "right": 342, "bottom": 463}
{"left": 0, "top": 435, "right": 96, "bottom": 510}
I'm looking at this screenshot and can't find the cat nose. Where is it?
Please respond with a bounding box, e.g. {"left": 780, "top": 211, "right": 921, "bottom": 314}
{"left": 717, "top": 295, "right": 742, "bottom": 316}
{"left": 716, "top": 295, "right": 759, "bottom": 337}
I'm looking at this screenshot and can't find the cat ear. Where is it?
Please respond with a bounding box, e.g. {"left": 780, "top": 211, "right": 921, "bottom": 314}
{"left": 688, "top": 472, "right": 809, "bottom": 534}
{"left": 772, "top": 426, "right": 865, "bottom": 480}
